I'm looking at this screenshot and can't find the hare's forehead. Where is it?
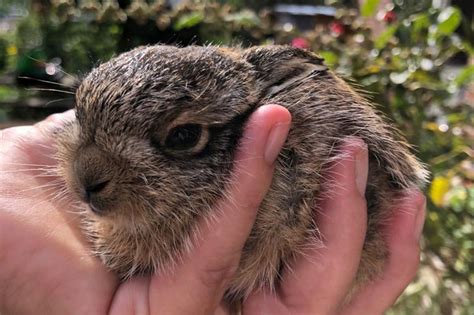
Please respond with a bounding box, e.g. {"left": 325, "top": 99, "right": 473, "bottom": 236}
{"left": 77, "top": 56, "right": 254, "bottom": 113}
{"left": 75, "top": 50, "right": 255, "bottom": 131}
{"left": 82, "top": 59, "right": 244, "bottom": 102}
{"left": 75, "top": 83, "right": 232, "bottom": 134}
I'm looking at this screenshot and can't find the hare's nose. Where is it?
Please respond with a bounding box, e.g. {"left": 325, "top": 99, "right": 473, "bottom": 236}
{"left": 84, "top": 180, "right": 110, "bottom": 202}
{"left": 73, "top": 145, "right": 120, "bottom": 215}
{"left": 81, "top": 179, "right": 110, "bottom": 215}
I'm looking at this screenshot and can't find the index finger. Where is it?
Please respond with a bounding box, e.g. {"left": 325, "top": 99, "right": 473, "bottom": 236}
{"left": 0, "top": 110, "right": 75, "bottom": 166}
{"left": 244, "top": 138, "right": 369, "bottom": 314}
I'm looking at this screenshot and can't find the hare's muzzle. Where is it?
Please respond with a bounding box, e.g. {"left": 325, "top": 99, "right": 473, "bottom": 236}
{"left": 73, "top": 145, "right": 117, "bottom": 215}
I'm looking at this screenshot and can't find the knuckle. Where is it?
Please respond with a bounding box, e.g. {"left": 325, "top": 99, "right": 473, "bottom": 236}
{"left": 199, "top": 261, "right": 239, "bottom": 288}
{"left": 35, "top": 114, "right": 65, "bottom": 132}
{"left": 390, "top": 244, "right": 421, "bottom": 284}
{"left": 45, "top": 113, "right": 62, "bottom": 124}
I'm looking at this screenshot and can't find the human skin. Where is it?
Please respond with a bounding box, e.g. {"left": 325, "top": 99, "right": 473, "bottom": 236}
{"left": 0, "top": 105, "right": 425, "bottom": 315}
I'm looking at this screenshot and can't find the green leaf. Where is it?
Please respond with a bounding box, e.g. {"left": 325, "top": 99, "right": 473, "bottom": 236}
{"left": 412, "top": 13, "right": 430, "bottom": 33}
{"left": 173, "top": 12, "right": 204, "bottom": 31}
{"left": 436, "top": 6, "right": 462, "bottom": 35}
{"left": 319, "top": 51, "right": 338, "bottom": 66}
{"left": 224, "top": 9, "right": 259, "bottom": 28}
{"left": 374, "top": 24, "right": 398, "bottom": 49}
{"left": 454, "top": 65, "right": 474, "bottom": 86}
{"left": 463, "top": 41, "right": 474, "bottom": 56}
{"left": 361, "top": 0, "right": 380, "bottom": 17}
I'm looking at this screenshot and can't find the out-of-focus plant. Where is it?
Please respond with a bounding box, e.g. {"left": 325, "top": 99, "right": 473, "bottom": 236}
{"left": 0, "top": 37, "right": 7, "bottom": 72}
{"left": 14, "top": 0, "right": 281, "bottom": 73}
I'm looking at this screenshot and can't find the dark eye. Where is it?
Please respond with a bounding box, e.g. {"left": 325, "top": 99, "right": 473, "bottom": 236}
{"left": 165, "top": 124, "right": 202, "bottom": 150}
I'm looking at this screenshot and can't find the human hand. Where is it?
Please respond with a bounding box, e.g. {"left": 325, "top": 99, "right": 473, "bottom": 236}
{"left": 242, "top": 138, "right": 426, "bottom": 315}
{"left": 0, "top": 106, "right": 425, "bottom": 315}
{"left": 0, "top": 111, "right": 118, "bottom": 314}
{"left": 0, "top": 105, "right": 289, "bottom": 315}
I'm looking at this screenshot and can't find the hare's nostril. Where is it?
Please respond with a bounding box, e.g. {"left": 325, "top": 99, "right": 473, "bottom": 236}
{"left": 87, "top": 180, "right": 110, "bottom": 193}
{"left": 84, "top": 180, "right": 110, "bottom": 201}
{"left": 89, "top": 201, "right": 103, "bottom": 215}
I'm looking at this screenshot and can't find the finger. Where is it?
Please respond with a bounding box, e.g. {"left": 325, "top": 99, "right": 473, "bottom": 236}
{"left": 110, "top": 277, "right": 230, "bottom": 315}
{"left": 122, "top": 105, "right": 291, "bottom": 315}
{"left": 35, "top": 109, "right": 76, "bottom": 133}
{"left": 245, "top": 138, "right": 369, "bottom": 314}
{"left": 0, "top": 109, "right": 75, "bottom": 141}
{"left": 0, "top": 110, "right": 76, "bottom": 164}
{"left": 109, "top": 277, "right": 151, "bottom": 315}
{"left": 340, "top": 190, "right": 425, "bottom": 315}
{"left": 5, "top": 110, "right": 75, "bottom": 145}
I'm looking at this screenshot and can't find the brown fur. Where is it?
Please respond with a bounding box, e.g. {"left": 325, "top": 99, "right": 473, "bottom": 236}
{"left": 56, "top": 45, "right": 428, "bottom": 303}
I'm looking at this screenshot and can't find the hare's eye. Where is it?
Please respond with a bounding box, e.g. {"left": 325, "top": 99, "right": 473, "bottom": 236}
{"left": 165, "top": 124, "right": 202, "bottom": 151}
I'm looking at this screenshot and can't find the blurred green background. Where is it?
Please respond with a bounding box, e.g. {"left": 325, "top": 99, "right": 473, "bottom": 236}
{"left": 0, "top": 0, "right": 472, "bottom": 314}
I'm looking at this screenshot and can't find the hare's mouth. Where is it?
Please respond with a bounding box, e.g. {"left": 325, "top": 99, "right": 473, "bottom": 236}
{"left": 79, "top": 194, "right": 116, "bottom": 217}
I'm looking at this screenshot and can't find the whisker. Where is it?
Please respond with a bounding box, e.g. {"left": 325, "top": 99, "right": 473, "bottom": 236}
{"left": 12, "top": 180, "right": 64, "bottom": 195}
{"left": 0, "top": 171, "right": 59, "bottom": 178}
{"left": 25, "top": 56, "right": 78, "bottom": 80}
{"left": 0, "top": 168, "right": 49, "bottom": 173}
{"left": 44, "top": 97, "right": 74, "bottom": 107}
{"left": 3, "top": 162, "right": 57, "bottom": 168}
{"left": 17, "top": 76, "right": 76, "bottom": 89}
{"left": 25, "top": 87, "right": 75, "bottom": 95}
{"left": 50, "top": 189, "right": 72, "bottom": 204}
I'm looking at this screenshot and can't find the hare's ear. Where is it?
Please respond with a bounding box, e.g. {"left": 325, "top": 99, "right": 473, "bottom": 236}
{"left": 243, "top": 45, "right": 328, "bottom": 97}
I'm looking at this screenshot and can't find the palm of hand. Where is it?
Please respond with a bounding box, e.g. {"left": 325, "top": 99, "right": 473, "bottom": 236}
{"left": 0, "top": 120, "right": 117, "bottom": 315}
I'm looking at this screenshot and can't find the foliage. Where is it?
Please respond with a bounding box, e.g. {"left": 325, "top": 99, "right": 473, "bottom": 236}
{"left": 1, "top": 0, "right": 473, "bottom": 313}
{"left": 0, "top": 37, "right": 7, "bottom": 72}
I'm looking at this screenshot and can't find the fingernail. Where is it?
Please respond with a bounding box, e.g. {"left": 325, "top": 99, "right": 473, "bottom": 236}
{"left": 354, "top": 141, "right": 368, "bottom": 197}
{"left": 414, "top": 197, "right": 426, "bottom": 241}
{"left": 264, "top": 122, "right": 290, "bottom": 165}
